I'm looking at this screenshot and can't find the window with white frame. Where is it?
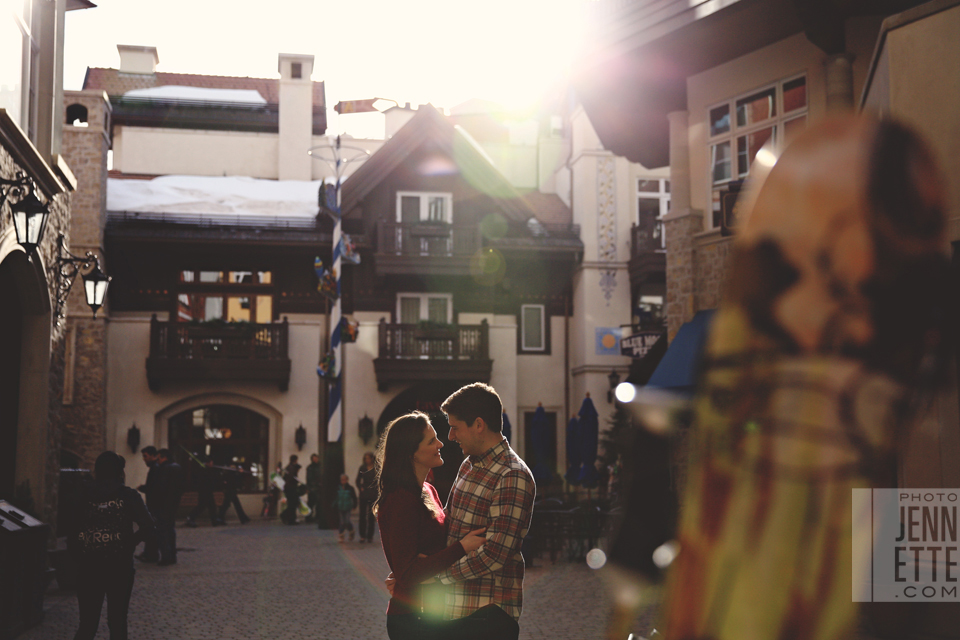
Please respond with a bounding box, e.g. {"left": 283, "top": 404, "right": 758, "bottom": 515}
{"left": 708, "top": 75, "right": 807, "bottom": 227}
{"left": 397, "top": 293, "right": 452, "bottom": 324}
{"left": 2, "top": 4, "right": 38, "bottom": 139}
{"left": 637, "top": 178, "right": 670, "bottom": 250}
{"left": 396, "top": 191, "right": 452, "bottom": 224}
{"left": 521, "top": 304, "right": 545, "bottom": 351}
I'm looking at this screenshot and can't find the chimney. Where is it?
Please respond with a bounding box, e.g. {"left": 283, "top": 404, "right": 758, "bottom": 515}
{"left": 384, "top": 103, "right": 416, "bottom": 138}
{"left": 117, "top": 45, "right": 159, "bottom": 74}
{"left": 277, "top": 53, "right": 314, "bottom": 181}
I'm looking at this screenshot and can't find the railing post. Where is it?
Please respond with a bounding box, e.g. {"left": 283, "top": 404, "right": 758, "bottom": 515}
{"left": 480, "top": 318, "right": 489, "bottom": 360}
{"left": 281, "top": 317, "right": 289, "bottom": 359}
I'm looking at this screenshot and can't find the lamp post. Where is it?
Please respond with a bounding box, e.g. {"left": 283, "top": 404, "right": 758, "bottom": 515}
{"left": 1, "top": 171, "right": 50, "bottom": 257}
{"left": 607, "top": 369, "right": 621, "bottom": 403}
{"left": 54, "top": 234, "right": 112, "bottom": 325}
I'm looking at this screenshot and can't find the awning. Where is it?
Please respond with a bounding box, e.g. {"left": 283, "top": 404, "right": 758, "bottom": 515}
{"left": 645, "top": 310, "right": 715, "bottom": 394}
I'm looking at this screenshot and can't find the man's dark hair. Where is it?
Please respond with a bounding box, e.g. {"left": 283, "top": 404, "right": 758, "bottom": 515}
{"left": 157, "top": 448, "right": 172, "bottom": 460}
{"left": 94, "top": 451, "right": 125, "bottom": 484}
{"left": 441, "top": 383, "right": 503, "bottom": 433}
{"left": 142, "top": 446, "right": 158, "bottom": 456}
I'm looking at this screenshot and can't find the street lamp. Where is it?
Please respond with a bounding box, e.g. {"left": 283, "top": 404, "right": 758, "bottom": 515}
{"left": 607, "top": 369, "right": 621, "bottom": 403}
{"left": 1, "top": 172, "right": 50, "bottom": 256}
{"left": 54, "top": 234, "right": 112, "bottom": 325}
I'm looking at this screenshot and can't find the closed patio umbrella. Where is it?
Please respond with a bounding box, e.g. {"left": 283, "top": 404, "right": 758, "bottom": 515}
{"left": 529, "top": 404, "right": 553, "bottom": 484}
{"left": 564, "top": 414, "right": 581, "bottom": 485}
{"left": 577, "top": 394, "right": 599, "bottom": 488}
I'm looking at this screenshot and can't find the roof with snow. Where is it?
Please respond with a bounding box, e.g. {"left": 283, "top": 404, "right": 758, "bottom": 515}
{"left": 84, "top": 67, "right": 325, "bottom": 107}
{"left": 107, "top": 175, "right": 322, "bottom": 221}
{"left": 122, "top": 85, "right": 267, "bottom": 105}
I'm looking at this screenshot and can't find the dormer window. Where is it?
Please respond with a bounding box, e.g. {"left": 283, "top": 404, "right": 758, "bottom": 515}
{"left": 397, "top": 191, "right": 452, "bottom": 224}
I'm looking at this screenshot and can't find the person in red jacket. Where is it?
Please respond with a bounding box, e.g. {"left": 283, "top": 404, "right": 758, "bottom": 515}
{"left": 374, "top": 411, "right": 486, "bottom": 640}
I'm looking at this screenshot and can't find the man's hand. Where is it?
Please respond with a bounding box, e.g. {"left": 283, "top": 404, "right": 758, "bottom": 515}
{"left": 385, "top": 572, "right": 395, "bottom": 596}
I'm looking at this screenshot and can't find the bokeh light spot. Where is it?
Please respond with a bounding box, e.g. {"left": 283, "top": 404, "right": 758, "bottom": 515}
{"left": 479, "top": 212, "right": 509, "bottom": 240}
{"left": 586, "top": 548, "right": 607, "bottom": 570}
{"left": 615, "top": 382, "right": 636, "bottom": 403}
{"left": 652, "top": 540, "right": 680, "bottom": 569}
{"left": 470, "top": 247, "right": 507, "bottom": 286}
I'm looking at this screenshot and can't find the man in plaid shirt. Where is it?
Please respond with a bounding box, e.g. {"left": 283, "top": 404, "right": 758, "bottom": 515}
{"left": 437, "top": 382, "right": 535, "bottom": 640}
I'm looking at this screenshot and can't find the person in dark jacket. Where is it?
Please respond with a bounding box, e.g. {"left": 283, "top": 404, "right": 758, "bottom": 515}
{"left": 68, "top": 451, "right": 156, "bottom": 640}
{"left": 218, "top": 464, "right": 251, "bottom": 524}
{"left": 185, "top": 456, "right": 223, "bottom": 527}
{"left": 135, "top": 445, "right": 160, "bottom": 562}
{"left": 153, "top": 449, "right": 183, "bottom": 566}
{"left": 356, "top": 452, "right": 377, "bottom": 543}
{"left": 305, "top": 453, "right": 322, "bottom": 524}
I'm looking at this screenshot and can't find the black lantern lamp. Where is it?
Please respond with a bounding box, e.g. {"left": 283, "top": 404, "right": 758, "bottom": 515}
{"left": 1, "top": 172, "right": 50, "bottom": 257}
{"left": 127, "top": 423, "right": 141, "bottom": 453}
{"left": 295, "top": 423, "right": 307, "bottom": 451}
{"left": 607, "top": 369, "right": 622, "bottom": 403}
{"left": 54, "top": 234, "right": 112, "bottom": 325}
{"left": 358, "top": 414, "right": 373, "bottom": 445}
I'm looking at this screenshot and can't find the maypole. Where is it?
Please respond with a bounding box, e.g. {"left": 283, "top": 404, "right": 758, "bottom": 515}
{"left": 311, "top": 134, "right": 369, "bottom": 443}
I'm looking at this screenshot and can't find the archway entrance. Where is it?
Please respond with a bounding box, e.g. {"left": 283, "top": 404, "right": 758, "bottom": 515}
{"left": 168, "top": 405, "right": 270, "bottom": 492}
{"left": 377, "top": 382, "right": 465, "bottom": 502}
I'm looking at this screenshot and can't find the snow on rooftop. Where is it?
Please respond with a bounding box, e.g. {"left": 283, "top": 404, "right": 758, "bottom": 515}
{"left": 123, "top": 85, "right": 267, "bottom": 104}
{"left": 107, "top": 175, "right": 324, "bottom": 218}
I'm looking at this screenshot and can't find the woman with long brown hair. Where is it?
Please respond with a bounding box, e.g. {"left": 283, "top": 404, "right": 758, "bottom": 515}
{"left": 374, "top": 411, "right": 486, "bottom": 640}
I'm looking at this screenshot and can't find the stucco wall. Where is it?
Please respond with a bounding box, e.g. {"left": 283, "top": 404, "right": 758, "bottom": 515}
{"left": 107, "top": 312, "right": 323, "bottom": 490}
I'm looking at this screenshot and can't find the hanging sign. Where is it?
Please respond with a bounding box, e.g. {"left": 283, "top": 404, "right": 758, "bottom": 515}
{"left": 620, "top": 331, "right": 663, "bottom": 359}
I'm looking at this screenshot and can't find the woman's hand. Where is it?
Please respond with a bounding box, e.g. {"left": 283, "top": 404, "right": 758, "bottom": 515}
{"left": 459, "top": 528, "right": 486, "bottom": 553}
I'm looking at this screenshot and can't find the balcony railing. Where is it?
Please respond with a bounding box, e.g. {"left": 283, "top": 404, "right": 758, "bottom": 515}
{"left": 147, "top": 316, "right": 291, "bottom": 391}
{"left": 373, "top": 319, "right": 492, "bottom": 391}
{"left": 377, "top": 222, "right": 481, "bottom": 257}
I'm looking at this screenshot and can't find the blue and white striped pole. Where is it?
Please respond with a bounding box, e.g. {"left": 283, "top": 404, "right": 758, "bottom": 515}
{"left": 328, "top": 137, "right": 344, "bottom": 442}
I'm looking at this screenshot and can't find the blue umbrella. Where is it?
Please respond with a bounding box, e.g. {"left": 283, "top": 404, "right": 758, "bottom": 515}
{"left": 529, "top": 405, "right": 553, "bottom": 483}
{"left": 577, "top": 394, "right": 599, "bottom": 488}
{"left": 502, "top": 411, "right": 512, "bottom": 444}
{"left": 564, "top": 414, "right": 581, "bottom": 485}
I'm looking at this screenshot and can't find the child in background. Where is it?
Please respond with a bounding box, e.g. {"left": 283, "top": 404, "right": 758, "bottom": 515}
{"left": 334, "top": 474, "right": 358, "bottom": 542}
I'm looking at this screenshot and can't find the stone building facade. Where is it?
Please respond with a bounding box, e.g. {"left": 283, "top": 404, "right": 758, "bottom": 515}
{"left": 59, "top": 91, "right": 112, "bottom": 469}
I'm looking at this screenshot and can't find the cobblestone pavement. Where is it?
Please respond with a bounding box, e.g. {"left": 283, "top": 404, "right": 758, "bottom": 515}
{"left": 23, "top": 520, "right": 659, "bottom": 640}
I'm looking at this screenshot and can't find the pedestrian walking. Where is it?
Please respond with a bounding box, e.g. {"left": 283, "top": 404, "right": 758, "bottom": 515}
{"left": 135, "top": 445, "right": 160, "bottom": 562}
{"left": 153, "top": 448, "right": 183, "bottom": 566}
{"left": 375, "top": 412, "right": 486, "bottom": 640}
{"left": 67, "top": 451, "right": 156, "bottom": 640}
{"left": 356, "top": 451, "right": 377, "bottom": 543}
{"left": 334, "top": 474, "right": 357, "bottom": 542}
{"left": 185, "top": 455, "right": 222, "bottom": 527}
{"left": 305, "top": 453, "right": 322, "bottom": 524}
{"left": 218, "top": 464, "right": 251, "bottom": 524}
{"left": 281, "top": 465, "right": 304, "bottom": 525}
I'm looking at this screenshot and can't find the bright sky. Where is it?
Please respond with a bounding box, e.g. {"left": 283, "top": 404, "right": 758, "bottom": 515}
{"left": 64, "top": 0, "right": 589, "bottom": 140}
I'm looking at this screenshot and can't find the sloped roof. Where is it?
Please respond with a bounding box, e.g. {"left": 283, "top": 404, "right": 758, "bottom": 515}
{"left": 520, "top": 192, "right": 571, "bottom": 226}
{"left": 83, "top": 67, "right": 325, "bottom": 107}
{"left": 339, "top": 105, "right": 537, "bottom": 224}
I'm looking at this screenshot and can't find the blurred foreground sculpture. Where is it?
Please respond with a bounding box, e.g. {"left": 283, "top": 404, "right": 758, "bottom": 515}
{"left": 655, "top": 115, "right": 950, "bottom": 640}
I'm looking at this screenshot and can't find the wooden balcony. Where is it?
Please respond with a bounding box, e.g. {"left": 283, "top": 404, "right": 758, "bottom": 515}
{"left": 373, "top": 319, "right": 493, "bottom": 391}
{"left": 146, "top": 316, "right": 291, "bottom": 391}
{"left": 375, "top": 222, "right": 481, "bottom": 276}
{"left": 628, "top": 218, "right": 666, "bottom": 287}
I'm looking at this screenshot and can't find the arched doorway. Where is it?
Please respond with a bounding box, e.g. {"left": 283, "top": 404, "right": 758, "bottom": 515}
{"left": 167, "top": 405, "right": 270, "bottom": 492}
{"left": 0, "top": 238, "right": 52, "bottom": 515}
{"left": 377, "top": 382, "right": 465, "bottom": 501}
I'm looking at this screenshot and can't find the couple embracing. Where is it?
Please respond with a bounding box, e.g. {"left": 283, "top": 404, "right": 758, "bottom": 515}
{"left": 374, "top": 382, "right": 535, "bottom": 640}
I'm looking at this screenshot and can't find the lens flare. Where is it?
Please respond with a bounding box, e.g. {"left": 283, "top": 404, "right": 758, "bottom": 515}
{"left": 586, "top": 548, "right": 607, "bottom": 569}
{"left": 470, "top": 247, "right": 507, "bottom": 286}
{"left": 615, "top": 382, "right": 636, "bottom": 403}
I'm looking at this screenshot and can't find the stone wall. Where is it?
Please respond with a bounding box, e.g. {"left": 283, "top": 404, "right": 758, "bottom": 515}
{"left": 663, "top": 211, "right": 703, "bottom": 340}
{"left": 695, "top": 234, "right": 734, "bottom": 311}
{"left": 0, "top": 138, "right": 71, "bottom": 529}
{"left": 60, "top": 92, "right": 111, "bottom": 470}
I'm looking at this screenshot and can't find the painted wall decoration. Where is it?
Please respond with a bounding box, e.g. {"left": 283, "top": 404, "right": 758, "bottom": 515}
{"left": 597, "top": 155, "right": 618, "bottom": 262}
{"left": 595, "top": 327, "right": 623, "bottom": 356}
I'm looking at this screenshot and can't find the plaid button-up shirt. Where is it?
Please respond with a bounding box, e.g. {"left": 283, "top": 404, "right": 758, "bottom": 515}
{"left": 437, "top": 438, "right": 535, "bottom": 621}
